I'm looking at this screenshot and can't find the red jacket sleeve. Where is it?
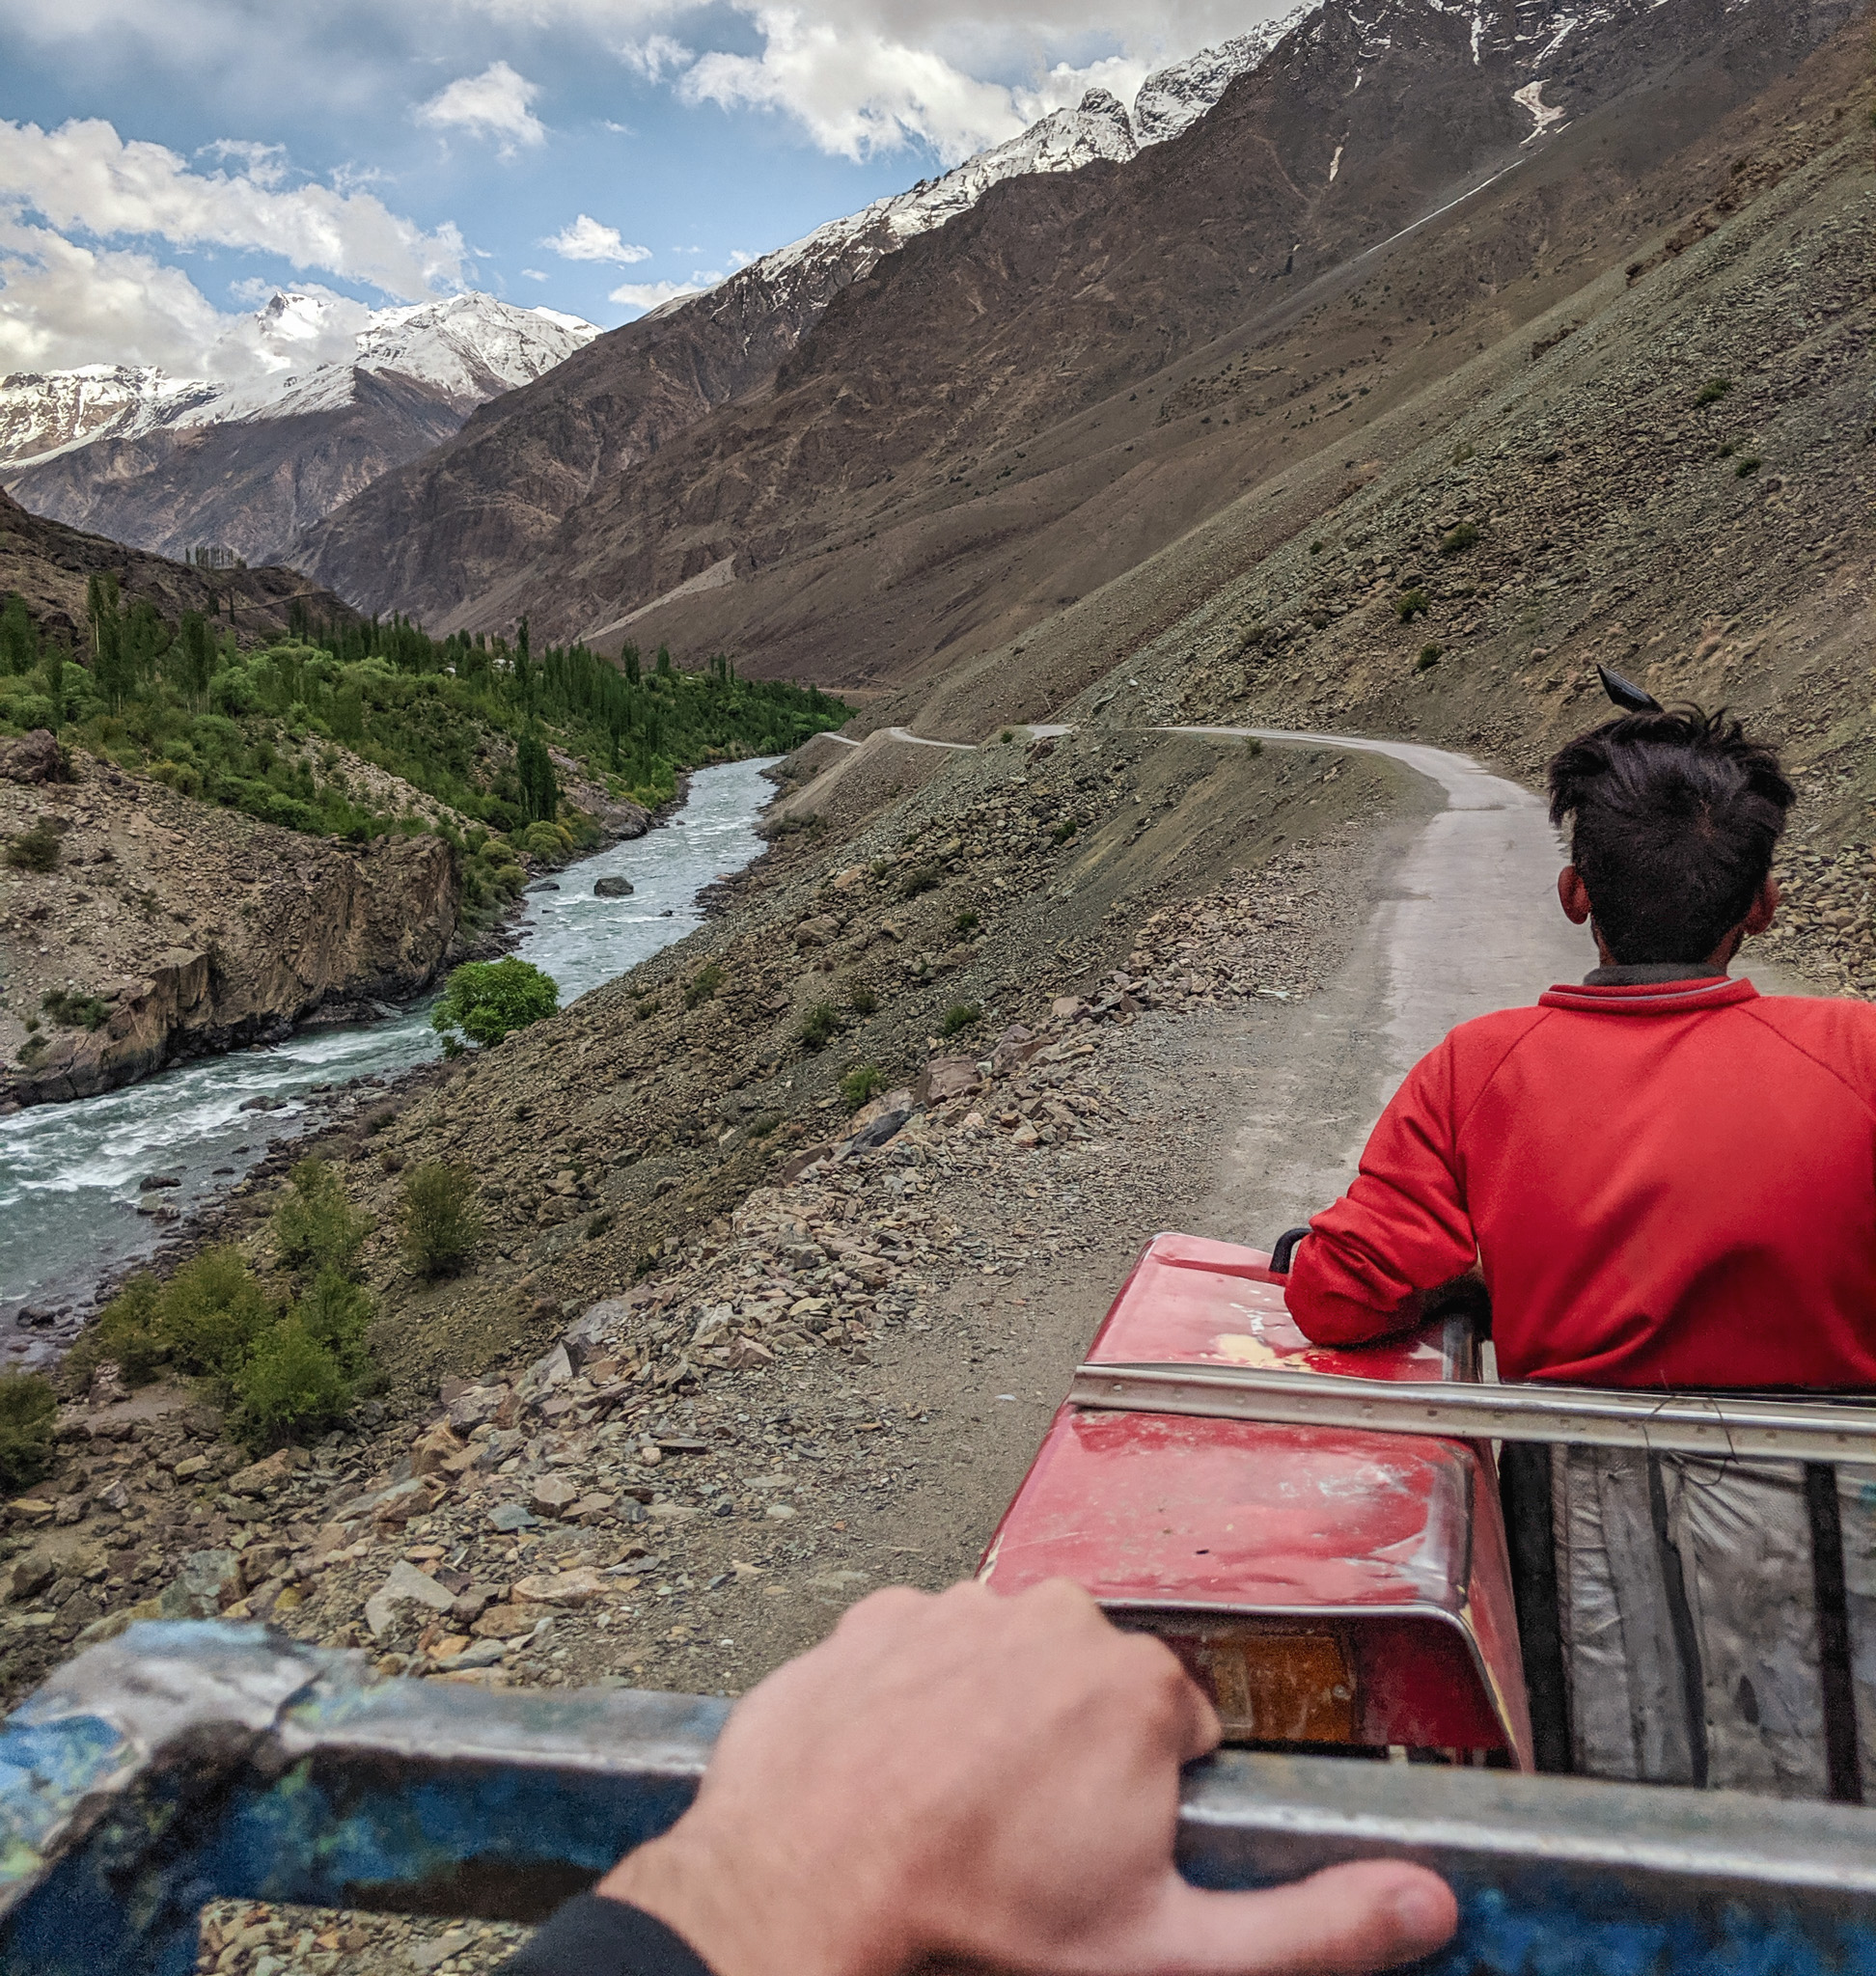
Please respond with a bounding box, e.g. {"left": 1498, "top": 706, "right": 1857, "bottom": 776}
{"left": 1284, "top": 1036, "right": 1479, "bottom": 1344}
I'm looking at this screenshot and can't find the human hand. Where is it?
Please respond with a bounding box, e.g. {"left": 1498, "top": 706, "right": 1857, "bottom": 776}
{"left": 599, "top": 1578, "right": 1457, "bottom": 1976}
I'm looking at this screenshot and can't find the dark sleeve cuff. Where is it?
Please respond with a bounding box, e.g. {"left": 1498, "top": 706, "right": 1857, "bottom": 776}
{"left": 497, "top": 1895, "right": 717, "bottom": 1976}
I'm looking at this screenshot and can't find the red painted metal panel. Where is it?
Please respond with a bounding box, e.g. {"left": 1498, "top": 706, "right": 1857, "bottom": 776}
{"left": 979, "top": 1234, "right": 1532, "bottom": 1764}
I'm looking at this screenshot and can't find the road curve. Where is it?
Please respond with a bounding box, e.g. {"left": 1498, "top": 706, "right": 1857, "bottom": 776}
{"left": 808, "top": 716, "right": 1807, "bottom": 1233}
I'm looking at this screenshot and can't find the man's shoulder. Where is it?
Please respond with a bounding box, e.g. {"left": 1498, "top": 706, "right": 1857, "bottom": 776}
{"left": 1740, "top": 989, "right": 1876, "bottom": 1054}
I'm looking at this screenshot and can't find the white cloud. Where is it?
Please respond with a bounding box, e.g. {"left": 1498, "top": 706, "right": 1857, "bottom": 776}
{"left": 521, "top": 264, "right": 549, "bottom": 279}
{"left": 542, "top": 212, "right": 650, "bottom": 263}
{"left": 679, "top": 10, "right": 1027, "bottom": 162}
{"left": 416, "top": 60, "right": 547, "bottom": 155}
{"left": 610, "top": 268, "right": 725, "bottom": 314}
{"left": 621, "top": 33, "right": 694, "bottom": 81}
{"left": 0, "top": 217, "right": 232, "bottom": 373}
{"left": 0, "top": 117, "right": 469, "bottom": 297}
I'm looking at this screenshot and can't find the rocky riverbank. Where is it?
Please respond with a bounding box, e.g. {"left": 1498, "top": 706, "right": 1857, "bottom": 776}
{"left": 0, "top": 743, "right": 461, "bottom": 1111}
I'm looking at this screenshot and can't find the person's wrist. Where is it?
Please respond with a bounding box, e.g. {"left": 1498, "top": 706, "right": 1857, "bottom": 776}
{"left": 596, "top": 1820, "right": 910, "bottom": 1976}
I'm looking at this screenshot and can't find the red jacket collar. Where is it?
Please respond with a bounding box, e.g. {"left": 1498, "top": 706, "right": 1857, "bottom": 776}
{"left": 1539, "top": 974, "right": 1759, "bottom": 1014}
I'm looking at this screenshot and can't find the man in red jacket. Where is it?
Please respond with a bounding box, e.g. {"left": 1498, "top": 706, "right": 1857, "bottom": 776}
{"left": 1284, "top": 700, "right": 1876, "bottom": 1390}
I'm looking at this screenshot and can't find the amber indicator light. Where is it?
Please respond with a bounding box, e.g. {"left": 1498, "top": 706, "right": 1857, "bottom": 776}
{"left": 1130, "top": 1622, "right": 1357, "bottom": 1744}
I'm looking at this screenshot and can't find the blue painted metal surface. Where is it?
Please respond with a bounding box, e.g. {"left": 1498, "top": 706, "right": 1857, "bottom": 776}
{"left": 7, "top": 1623, "right": 1876, "bottom": 1974}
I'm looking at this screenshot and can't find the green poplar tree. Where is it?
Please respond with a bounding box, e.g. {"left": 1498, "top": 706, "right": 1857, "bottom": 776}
{"left": 0, "top": 592, "right": 37, "bottom": 674}
{"left": 516, "top": 726, "right": 558, "bottom": 825}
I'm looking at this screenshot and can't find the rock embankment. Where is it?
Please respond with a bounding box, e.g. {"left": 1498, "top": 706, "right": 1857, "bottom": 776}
{"left": 0, "top": 744, "right": 459, "bottom": 1110}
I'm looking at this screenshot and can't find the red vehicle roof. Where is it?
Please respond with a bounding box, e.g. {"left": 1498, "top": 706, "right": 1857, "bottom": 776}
{"left": 979, "top": 1234, "right": 1531, "bottom": 1760}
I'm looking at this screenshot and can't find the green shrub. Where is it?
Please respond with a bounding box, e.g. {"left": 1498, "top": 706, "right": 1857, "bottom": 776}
{"left": 1417, "top": 645, "right": 1445, "bottom": 672}
{"left": 1439, "top": 523, "right": 1480, "bottom": 557}
{"left": 1000, "top": 729, "right": 1014, "bottom": 744}
{"left": 841, "top": 1064, "right": 884, "bottom": 1112}
{"left": 232, "top": 1318, "right": 355, "bottom": 1449}
{"left": 400, "top": 1163, "right": 483, "bottom": 1277}
{"left": 633, "top": 995, "right": 660, "bottom": 1021}
{"left": 1051, "top": 817, "right": 1079, "bottom": 844}
{"left": 162, "top": 1247, "right": 275, "bottom": 1376}
{"left": 1245, "top": 737, "right": 1264, "bottom": 758}
{"left": 0, "top": 1373, "right": 57, "bottom": 1492}
{"left": 798, "top": 1002, "right": 841, "bottom": 1052}
{"left": 954, "top": 908, "right": 980, "bottom": 935}
{"left": 41, "top": 988, "right": 108, "bottom": 1029}
{"left": 1735, "top": 455, "right": 1762, "bottom": 478}
{"left": 272, "top": 1159, "right": 370, "bottom": 1276}
{"left": 899, "top": 862, "right": 943, "bottom": 898}
{"left": 1697, "top": 377, "right": 1734, "bottom": 405}
{"left": 1719, "top": 441, "right": 1736, "bottom": 457}
{"left": 939, "top": 1002, "right": 982, "bottom": 1038}
{"left": 747, "top": 1111, "right": 784, "bottom": 1139}
{"left": 1395, "top": 590, "right": 1431, "bottom": 622}
{"left": 846, "top": 980, "right": 881, "bottom": 1016}
{"left": 294, "top": 1268, "right": 373, "bottom": 1370}
{"left": 431, "top": 956, "right": 559, "bottom": 1051}
{"left": 4, "top": 819, "right": 61, "bottom": 872}
{"left": 585, "top": 1211, "right": 615, "bottom": 1241}
{"left": 685, "top": 960, "right": 726, "bottom": 1009}
{"left": 63, "top": 1274, "right": 166, "bottom": 1391}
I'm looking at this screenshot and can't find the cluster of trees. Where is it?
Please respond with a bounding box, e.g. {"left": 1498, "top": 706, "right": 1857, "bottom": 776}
{"left": 0, "top": 585, "right": 846, "bottom": 862}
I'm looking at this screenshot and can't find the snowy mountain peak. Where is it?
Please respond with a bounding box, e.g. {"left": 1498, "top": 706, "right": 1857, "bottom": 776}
{"left": 0, "top": 292, "right": 598, "bottom": 472}
{"left": 1133, "top": 6, "right": 1316, "bottom": 145}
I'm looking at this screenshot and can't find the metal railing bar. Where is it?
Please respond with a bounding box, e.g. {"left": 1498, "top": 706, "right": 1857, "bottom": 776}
{"left": 1071, "top": 1363, "right": 1876, "bottom": 1460}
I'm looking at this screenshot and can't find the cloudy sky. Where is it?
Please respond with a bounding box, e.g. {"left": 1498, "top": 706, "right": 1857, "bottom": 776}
{"left": 0, "top": 0, "right": 1283, "bottom": 382}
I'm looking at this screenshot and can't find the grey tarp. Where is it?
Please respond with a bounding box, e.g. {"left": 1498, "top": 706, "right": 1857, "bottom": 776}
{"left": 1553, "top": 1446, "right": 1876, "bottom": 1798}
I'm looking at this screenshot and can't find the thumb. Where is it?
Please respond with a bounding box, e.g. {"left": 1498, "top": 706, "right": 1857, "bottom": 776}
{"left": 1100, "top": 1860, "right": 1458, "bottom": 1976}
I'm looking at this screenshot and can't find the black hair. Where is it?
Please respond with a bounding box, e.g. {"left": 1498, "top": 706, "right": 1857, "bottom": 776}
{"left": 1547, "top": 705, "right": 1795, "bottom": 964}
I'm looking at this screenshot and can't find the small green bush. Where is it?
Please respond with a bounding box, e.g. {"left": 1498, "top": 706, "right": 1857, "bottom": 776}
{"left": 954, "top": 908, "right": 980, "bottom": 935}
{"left": 1439, "top": 523, "right": 1480, "bottom": 557}
{"left": 400, "top": 1163, "right": 483, "bottom": 1277}
{"left": 1417, "top": 645, "right": 1445, "bottom": 672}
{"left": 431, "top": 956, "right": 559, "bottom": 1051}
{"left": 1395, "top": 590, "right": 1431, "bottom": 622}
{"left": 1051, "top": 817, "right": 1079, "bottom": 844}
{"left": 1245, "top": 737, "right": 1264, "bottom": 758}
{"left": 4, "top": 819, "right": 61, "bottom": 872}
{"left": 272, "top": 1158, "right": 370, "bottom": 1277}
{"left": 685, "top": 960, "right": 726, "bottom": 1009}
{"left": 899, "top": 863, "right": 943, "bottom": 898}
{"left": 841, "top": 1064, "right": 884, "bottom": 1112}
{"left": 633, "top": 995, "right": 660, "bottom": 1021}
{"left": 41, "top": 988, "right": 108, "bottom": 1029}
{"left": 798, "top": 1002, "right": 841, "bottom": 1052}
{"left": 846, "top": 980, "right": 881, "bottom": 1016}
{"left": 1697, "top": 377, "right": 1734, "bottom": 405}
{"left": 1735, "top": 455, "right": 1762, "bottom": 478}
{"left": 939, "top": 1002, "right": 982, "bottom": 1038}
{"left": 64, "top": 1274, "right": 167, "bottom": 1391}
{"left": 293, "top": 1268, "right": 372, "bottom": 1370}
{"left": 1719, "top": 441, "right": 1736, "bottom": 457}
{"left": 585, "top": 1211, "right": 615, "bottom": 1241}
{"left": 0, "top": 1372, "right": 57, "bottom": 1492}
{"left": 162, "top": 1247, "right": 275, "bottom": 1376}
{"left": 1000, "top": 729, "right": 1014, "bottom": 743}
{"left": 748, "top": 1111, "right": 784, "bottom": 1139}
{"left": 232, "top": 1317, "right": 354, "bottom": 1448}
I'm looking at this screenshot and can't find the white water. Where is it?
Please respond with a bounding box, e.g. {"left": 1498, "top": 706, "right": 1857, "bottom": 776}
{"left": 0, "top": 757, "right": 778, "bottom": 1352}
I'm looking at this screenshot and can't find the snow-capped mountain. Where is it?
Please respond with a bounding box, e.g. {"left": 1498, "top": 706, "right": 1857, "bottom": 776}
{"left": 1133, "top": 6, "right": 1316, "bottom": 143}
{"left": 0, "top": 292, "right": 597, "bottom": 474}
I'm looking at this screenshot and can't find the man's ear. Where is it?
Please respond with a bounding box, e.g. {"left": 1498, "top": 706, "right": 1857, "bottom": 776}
{"left": 1558, "top": 866, "right": 1593, "bottom": 926}
{"left": 1744, "top": 873, "right": 1780, "bottom": 937}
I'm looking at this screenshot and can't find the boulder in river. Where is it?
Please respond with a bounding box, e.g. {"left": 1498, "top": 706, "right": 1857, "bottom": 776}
{"left": 593, "top": 875, "right": 635, "bottom": 898}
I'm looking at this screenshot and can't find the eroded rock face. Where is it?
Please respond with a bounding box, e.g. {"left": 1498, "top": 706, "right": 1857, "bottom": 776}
{"left": 0, "top": 729, "right": 65, "bottom": 785}
{"left": 0, "top": 756, "right": 459, "bottom": 1110}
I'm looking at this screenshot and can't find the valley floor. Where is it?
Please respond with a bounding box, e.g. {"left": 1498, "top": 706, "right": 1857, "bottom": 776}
{"left": 0, "top": 725, "right": 1835, "bottom": 1975}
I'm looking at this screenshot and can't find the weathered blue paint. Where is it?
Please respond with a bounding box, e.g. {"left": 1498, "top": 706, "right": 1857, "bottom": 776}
{"left": 9, "top": 1624, "right": 1876, "bottom": 1974}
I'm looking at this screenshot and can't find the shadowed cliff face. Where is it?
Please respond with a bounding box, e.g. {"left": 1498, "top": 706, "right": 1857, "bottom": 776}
{"left": 0, "top": 756, "right": 458, "bottom": 1111}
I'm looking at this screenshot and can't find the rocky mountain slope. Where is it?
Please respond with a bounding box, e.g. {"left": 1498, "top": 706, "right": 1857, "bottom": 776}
{"left": 1, "top": 294, "right": 596, "bottom": 567}
{"left": 0, "top": 749, "right": 458, "bottom": 1108}
{"left": 287, "top": 26, "right": 1318, "bottom": 627}
{"left": 0, "top": 486, "right": 350, "bottom": 652}
{"left": 295, "top": 0, "right": 1861, "bottom": 657}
